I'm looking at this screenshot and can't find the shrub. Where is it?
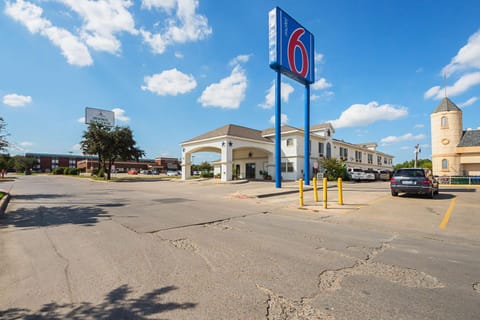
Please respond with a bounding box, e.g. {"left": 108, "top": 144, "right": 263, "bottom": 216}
{"left": 201, "top": 172, "right": 214, "bottom": 178}
{"left": 52, "top": 167, "right": 65, "bottom": 175}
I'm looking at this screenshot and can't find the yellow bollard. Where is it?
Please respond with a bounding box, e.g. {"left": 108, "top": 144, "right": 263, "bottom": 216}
{"left": 323, "top": 177, "right": 328, "bottom": 209}
{"left": 338, "top": 177, "right": 344, "bottom": 205}
{"left": 313, "top": 177, "right": 319, "bottom": 202}
{"left": 299, "top": 178, "right": 304, "bottom": 206}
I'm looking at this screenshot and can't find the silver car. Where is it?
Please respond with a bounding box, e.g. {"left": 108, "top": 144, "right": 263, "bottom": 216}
{"left": 390, "top": 168, "right": 439, "bottom": 198}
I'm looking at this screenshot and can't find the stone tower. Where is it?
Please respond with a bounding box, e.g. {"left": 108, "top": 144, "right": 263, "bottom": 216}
{"left": 430, "top": 97, "right": 463, "bottom": 176}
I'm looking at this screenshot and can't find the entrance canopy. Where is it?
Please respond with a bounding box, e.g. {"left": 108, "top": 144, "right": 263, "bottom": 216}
{"left": 180, "top": 124, "right": 274, "bottom": 181}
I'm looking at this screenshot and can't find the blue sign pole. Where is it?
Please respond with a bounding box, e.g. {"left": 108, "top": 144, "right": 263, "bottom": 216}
{"left": 304, "top": 84, "right": 310, "bottom": 185}
{"left": 275, "top": 71, "right": 282, "bottom": 188}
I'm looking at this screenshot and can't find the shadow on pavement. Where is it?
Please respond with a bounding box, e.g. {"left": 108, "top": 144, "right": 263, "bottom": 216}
{"left": 0, "top": 205, "right": 111, "bottom": 228}
{"left": 0, "top": 284, "right": 197, "bottom": 319}
{"left": 12, "top": 194, "right": 69, "bottom": 200}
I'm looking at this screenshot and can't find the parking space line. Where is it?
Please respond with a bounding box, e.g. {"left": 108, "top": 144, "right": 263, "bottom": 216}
{"left": 439, "top": 197, "right": 456, "bottom": 230}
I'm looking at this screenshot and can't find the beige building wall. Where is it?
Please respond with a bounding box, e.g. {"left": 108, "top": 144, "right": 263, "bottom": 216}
{"left": 431, "top": 110, "right": 463, "bottom": 176}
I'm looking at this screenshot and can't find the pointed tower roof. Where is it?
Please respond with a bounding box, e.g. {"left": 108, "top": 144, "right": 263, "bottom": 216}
{"left": 432, "top": 97, "right": 461, "bottom": 114}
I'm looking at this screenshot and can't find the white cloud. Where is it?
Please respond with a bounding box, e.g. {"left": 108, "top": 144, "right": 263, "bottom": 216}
{"left": 141, "top": 0, "right": 212, "bottom": 54}
{"left": 229, "top": 54, "right": 251, "bottom": 66}
{"left": 425, "top": 72, "right": 480, "bottom": 100}
{"left": 142, "top": 0, "right": 177, "bottom": 11}
{"left": 3, "top": 93, "right": 32, "bottom": 107}
{"left": 78, "top": 117, "right": 86, "bottom": 123}
{"left": 381, "top": 133, "right": 426, "bottom": 145}
{"left": 414, "top": 124, "right": 425, "bottom": 129}
{"left": 60, "top": 0, "right": 138, "bottom": 54}
{"left": 311, "top": 77, "right": 332, "bottom": 90}
{"left": 141, "top": 68, "right": 197, "bottom": 96}
{"left": 315, "top": 52, "right": 324, "bottom": 64}
{"left": 5, "top": 0, "right": 93, "bottom": 66}
{"left": 198, "top": 65, "right": 247, "bottom": 109}
{"left": 459, "top": 96, "right": 478, "bottom": 108}
{"left": 112, "top": 108, "right": 130, "bottom": 122}
{"left": 71, "top": 143, "right": 81, "bottom": 151}
{"left": 426, "top": 30, "right": 480, "bottom": 101}
{"left": 174, "top": 51, "right": 184, "bottom": 59}
{"left": 329, "top": 101, "right": 408, "bottom": 129}
{"left": 443, "top": 30, "right": 480, "bottom": 76}
{"left": 259, "top": 81, "right": 295, "bottom": 109}
{"left": 20, "top": 141, "right": 33, "bottom": 147}
{"left": 269, "top": 113, "right": 288, "bottom": 125}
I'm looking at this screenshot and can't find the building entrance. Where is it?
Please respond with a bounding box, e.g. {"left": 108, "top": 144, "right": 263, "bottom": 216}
{"left": 246, "top": 163, "right": 256, "bottom": 179}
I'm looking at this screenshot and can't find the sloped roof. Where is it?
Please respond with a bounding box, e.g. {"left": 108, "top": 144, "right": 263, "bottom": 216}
{"left": 458, "top": 130, "right": 480, "bottom": 147}
{"left": 310, "top": 123, "right": 335, "bottom": 133}
{"left": 261, "top": 125, "right": 303, "bottom": 136}
{"left": 432, "top": 97, "right": 461, "bottom": 113}
{"left": 182, "top": 124, "right": 271, "bottom": 144}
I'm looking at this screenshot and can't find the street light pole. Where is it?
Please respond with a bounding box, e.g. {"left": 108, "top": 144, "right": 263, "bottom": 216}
{"left": 414, "top": 144, "right": 421, "bottom": 168}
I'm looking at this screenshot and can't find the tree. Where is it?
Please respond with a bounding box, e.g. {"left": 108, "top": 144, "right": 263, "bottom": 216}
{"left": 393, "top": 158, "right": 432, "bottom": 171}
{"left": 81, "top": 123, "right": 145, "bottom": 180}
{"left": 13, "top": 155, "right": 35, "bottom": 173}
{"left": 319, "top": 157, "right": 348, "bottom": 181}
{"left": 0, "top": 154, "right": 14, "bottom": 172}
{"left": 0, "top": 117, "right": 9, "bottom": 152}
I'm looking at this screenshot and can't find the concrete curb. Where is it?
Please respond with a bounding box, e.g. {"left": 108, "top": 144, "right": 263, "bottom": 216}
{"left": 0, "top": 192, "right": 11, "bottom": 217}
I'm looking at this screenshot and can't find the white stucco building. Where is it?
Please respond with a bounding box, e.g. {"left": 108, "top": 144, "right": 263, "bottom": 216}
{"left": 181, "top": 123, "right": 394, "bottom": 182}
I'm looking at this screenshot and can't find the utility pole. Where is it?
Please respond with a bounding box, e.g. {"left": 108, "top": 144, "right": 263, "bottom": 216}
{"left": 414, "top": 144, "right": 421, "bottom": 168}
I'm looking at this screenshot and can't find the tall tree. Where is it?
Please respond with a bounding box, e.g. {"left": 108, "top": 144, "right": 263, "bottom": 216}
{"left": 0, "top": 117, "right": 9, "bottom": 152}
{"left": 81, "top": 123, "right": 145, "bottom": 180}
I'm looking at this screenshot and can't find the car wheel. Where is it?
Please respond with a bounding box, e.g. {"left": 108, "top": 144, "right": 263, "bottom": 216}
{"left": 391, "top": 190, "right": 398, "bottom": 196}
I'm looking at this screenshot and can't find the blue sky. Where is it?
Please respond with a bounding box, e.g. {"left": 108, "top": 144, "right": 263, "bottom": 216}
{"left": 1, "top": 0, "right": 480, "bottom": 164}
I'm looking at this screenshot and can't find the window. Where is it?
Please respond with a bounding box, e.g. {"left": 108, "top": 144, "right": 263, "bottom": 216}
{"left": 326, "top": 143, "right": 332, "bottom": 159}
{"left": 367, "top": 154, "right": 373, "bottom": 164}
{"left": 355, "top": 151, "right": 362, "bottom": 163}
{"left": 377, "top": 156, "right": 382, "bottom": 165}
{"left": 441, "top": 116, "right": 448, "bottom": 128}
{"left": 339, "top": 147, "right": 348, "bottom": 160}
{"left": 286, "top": 138, "right": 294, "bottom": 146}
{"left": 69, "top": 159, "right": 76, "bottom": 168}
{"left": 442, "top": 159, "right": 448, "bottom": 170}
{"left": 318, "top": 142, "right": 324, "bottom": 157}
{"left": 281, "top": 162, "right": 294, "bottom": 173}
{"left": 51, "top": 158, "right": 59, "bottom": 170}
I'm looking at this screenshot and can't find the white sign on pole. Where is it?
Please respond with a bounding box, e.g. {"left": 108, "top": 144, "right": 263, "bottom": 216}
{"left": 85, "top": 107, "right": 115, "bottom": 126}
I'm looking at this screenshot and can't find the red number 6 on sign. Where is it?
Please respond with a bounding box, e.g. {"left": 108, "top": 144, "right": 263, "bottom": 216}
{"left": 287, "top": 28, "right": 309, "bottom": 78}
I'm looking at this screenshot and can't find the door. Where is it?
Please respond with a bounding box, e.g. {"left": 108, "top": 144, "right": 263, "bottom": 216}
{"left": 246, "top": 163, "right": 256, "bottom": 179}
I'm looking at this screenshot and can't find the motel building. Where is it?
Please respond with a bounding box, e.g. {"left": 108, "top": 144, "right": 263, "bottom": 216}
{"left": 180, "top": 123, "right": 394, "bottom": 182}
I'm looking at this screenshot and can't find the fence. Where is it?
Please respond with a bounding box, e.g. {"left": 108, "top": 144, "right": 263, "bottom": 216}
{"left": 437, "top": 176, "right": 480, "bottom": 185}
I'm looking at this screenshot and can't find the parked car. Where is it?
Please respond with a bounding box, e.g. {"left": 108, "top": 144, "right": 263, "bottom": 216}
{"left": 363, "top": 170, "right": 376, "bottom": 181}
{"left": 348, "top": 168, "right": 365, "bottom": 182}
{"left": 379, "top": 170, "right": 391, "bottom": 181}
{"left": 166, "top": 170, "right": 180, "bottom": 176}
{"left": 390, "top": 168, "right": 439, "bottom": 198}
{"left": 127, "top": 170, "right": 138, "bottom": 175}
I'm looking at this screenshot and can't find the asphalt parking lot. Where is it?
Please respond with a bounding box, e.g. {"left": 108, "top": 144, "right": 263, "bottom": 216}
{"left": 1, "top": 175, "right": 479, "bottom": 319}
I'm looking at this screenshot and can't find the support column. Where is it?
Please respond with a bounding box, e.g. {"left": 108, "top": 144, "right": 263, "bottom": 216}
{"left": 181, "top": 151, "right": 192, "bottom": 180}
{"left": 275, "top": 71, "right": 282, "bottom": 188}
{"left": 221, "top": 141, "right": 233, "bottom": 182}
{"left": 304, "top": 84, "right": 311, "bottom": 185}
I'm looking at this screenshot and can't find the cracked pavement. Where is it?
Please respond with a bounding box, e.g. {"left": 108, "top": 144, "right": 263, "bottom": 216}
{"left": 1, "top": 175, "right": 479, "bottom": 319}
